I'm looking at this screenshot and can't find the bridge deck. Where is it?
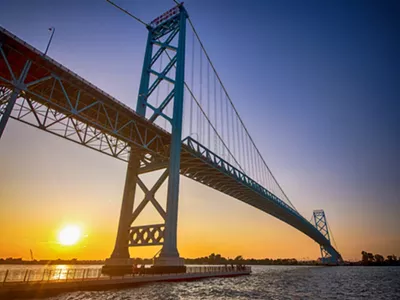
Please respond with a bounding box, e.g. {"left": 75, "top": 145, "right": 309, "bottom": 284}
{"left": 0, "top": 26, "right": 340, "bottom": 259}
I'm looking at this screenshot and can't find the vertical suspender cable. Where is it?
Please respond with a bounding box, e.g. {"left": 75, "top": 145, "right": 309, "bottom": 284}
{"left": 241, "top": 126, "right": 245, "bottom": 172}
{"left": 207, "top": 62, "right": 210, "bottom": 149}
{"left": 251, "top": 143, "right": 255, "bottom": 179}
{"left": 261, "top": 163, "right": 266, "bottom": 187}
{"left": 185, "top": 83, "right": 244, "bottom": 171}
{"left": 188, "top": 17, "right": 296, "bottom": 210}
{"left": 214, "top": 72, "right": 217, "bottom": 152}
{"left": 226, "top": 93, "right": 230, "bottom": 163}
{"left": 236, "top": 114, "right": 240, "bottom": 167}
{"left": 230, "top": 105, "right": 235, "bottom": 165}
{"left": 237, "top": 118, "right": 241, "bottom": 167}
{"left": 245, "top": 134, "right": 250, "bottom": 175}
{"left": 220, "top": 84, "right": 225, "bottom": 158}
{"left": 190, "top": 29, "right": 195, "bottom": 136}
{"left": 247, "top": 136, "right": 252, "bottom": 176}
{"left": 199, "top": 48, "right": 203, "bottom": 143}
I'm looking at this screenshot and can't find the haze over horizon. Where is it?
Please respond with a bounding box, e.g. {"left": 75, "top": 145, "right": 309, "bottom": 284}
{"left": 0, "top": 0, "right": 399, "bottom": 262}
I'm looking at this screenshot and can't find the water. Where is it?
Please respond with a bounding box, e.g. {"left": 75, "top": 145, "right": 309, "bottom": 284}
{"left": 2, "top": 265, "right": 400, "bottom": 299}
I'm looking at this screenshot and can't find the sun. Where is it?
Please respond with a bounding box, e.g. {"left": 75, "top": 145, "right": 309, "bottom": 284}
{"left": 58, "top": 225, "right": 81, "bottom": 246}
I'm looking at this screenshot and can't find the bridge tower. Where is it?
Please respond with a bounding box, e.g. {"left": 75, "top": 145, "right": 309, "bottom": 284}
{"left": 313, "top": 209, "right": 340, "bottom": 264}
{"left": 103, "top": 4, "right": 188, "bottom": 274}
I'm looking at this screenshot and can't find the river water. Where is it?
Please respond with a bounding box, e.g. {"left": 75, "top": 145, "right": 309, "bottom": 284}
{"left": 2, "top": 265, "right": 400, "bottom": 299}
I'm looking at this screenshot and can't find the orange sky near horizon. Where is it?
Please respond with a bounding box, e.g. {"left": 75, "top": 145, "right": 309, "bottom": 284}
{"left": 0, "top": 121, "right": 398, "bottom": 262}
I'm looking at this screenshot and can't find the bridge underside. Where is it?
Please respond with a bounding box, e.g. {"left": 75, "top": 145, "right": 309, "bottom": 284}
{"left": 0, "top": 26, "right": 341, "bottom": 262}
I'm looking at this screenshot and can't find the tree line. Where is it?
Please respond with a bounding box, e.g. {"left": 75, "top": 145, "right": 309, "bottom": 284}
{"left": 3, "top": 252, "right": 399, "bottom": 266}
{"left": 183, "top": 253, "right": 303, "bottom": 265}
{"left": 361, "top": 251, "right": 399, "bottom": 266}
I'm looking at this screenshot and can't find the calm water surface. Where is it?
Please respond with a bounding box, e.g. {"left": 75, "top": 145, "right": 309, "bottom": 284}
{"left": 4, "top": 265, "right": 399, "bottom": 299}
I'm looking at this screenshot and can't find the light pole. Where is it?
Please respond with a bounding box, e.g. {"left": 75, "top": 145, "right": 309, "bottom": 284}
{"left": 44, "top": 27, "right": 55, "bottom": 56}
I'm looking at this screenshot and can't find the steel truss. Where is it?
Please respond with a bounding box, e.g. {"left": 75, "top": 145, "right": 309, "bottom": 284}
{"left": 0, "top": 26, "right": 171, "bottom": 167}
{"left": 313, "top": 210, "right": 339, "bottom": 264}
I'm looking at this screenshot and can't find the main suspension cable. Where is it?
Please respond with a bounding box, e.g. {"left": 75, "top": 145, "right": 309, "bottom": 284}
{"left": 106, "top": 0, "right": 149, "bottom": 27}
{"left": 187, "top": 17, "right": 297, "bottom": 211}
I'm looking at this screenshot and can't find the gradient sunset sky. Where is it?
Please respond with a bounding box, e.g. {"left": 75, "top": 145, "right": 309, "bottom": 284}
{"left": 0, "top": 0, "right": 399, "bottom": 261}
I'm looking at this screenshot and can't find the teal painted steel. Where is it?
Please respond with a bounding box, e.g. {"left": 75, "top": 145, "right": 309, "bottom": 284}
{"left": 313, "top": 210, "right": 341, "bottom": 264}
{"left": 158, "top": 5, "right": 187, "bottom": 259}
{"left": 128, "top": 4, "right": 188, "bottom": 261}
{"left": 136, "top": 30, "right": 154, "bottom": 117}
{"left": 0, "top": 60, "right": 31, "bottom": 139}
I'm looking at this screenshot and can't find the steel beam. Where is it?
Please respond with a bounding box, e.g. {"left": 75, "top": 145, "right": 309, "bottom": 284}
{"left": 0, "top": 60, "right": 31, "bottom": 139}
{"left": 158, "top": 7, "right": 187, "bottom": 262}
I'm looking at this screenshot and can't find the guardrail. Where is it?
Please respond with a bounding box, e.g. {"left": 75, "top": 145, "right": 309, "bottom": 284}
{"left": 0, "top": 265, "right": 251, "bottom": 285}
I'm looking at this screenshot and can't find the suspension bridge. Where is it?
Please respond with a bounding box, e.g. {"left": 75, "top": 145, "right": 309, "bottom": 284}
{"left": 0, "top": 2, "right": 342, "bottom": 274}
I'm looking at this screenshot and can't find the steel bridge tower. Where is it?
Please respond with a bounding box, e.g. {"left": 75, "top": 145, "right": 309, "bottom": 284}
{"left": 103, "top": 4, "right": 188, "bottom": 274}
{"left": 313, "top": 210, "right": 341, "bottom": 264}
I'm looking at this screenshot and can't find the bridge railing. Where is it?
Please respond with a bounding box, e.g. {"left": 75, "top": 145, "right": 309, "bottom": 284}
{"left": 0, "top": 266, "right": 251, "bottom": 284}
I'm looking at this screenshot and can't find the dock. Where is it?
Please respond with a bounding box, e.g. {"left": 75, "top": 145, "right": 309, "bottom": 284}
{"left": 0, "top": 266, "right": 251, "bottom": 298}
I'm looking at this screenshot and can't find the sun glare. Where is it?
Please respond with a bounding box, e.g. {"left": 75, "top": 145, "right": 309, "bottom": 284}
{"left": 58, "top": 225, "right": 81, "bottom": 246}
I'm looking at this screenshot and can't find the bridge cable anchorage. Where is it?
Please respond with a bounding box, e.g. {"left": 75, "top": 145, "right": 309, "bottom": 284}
{"left": 187, "top": 17, "right": 297, "bottom": 211}
{"left": 105, "top": 0, "right": 149, "bottom": 27}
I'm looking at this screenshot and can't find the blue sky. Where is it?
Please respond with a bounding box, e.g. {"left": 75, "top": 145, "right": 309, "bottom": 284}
{"left": 0, "top": 0, "right": 399, "bottom": 259}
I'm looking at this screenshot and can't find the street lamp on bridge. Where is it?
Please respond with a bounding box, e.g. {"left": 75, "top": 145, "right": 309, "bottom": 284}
{"left": 44, "top": 27, "right": 55, "bottom": 56}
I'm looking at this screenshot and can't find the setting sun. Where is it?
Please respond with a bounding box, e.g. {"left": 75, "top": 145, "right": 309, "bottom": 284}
{"left": 58, "top": 225, "right": 81, "bottom": 246}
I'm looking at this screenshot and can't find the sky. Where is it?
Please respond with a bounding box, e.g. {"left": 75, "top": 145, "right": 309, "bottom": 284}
{"left": 0, "top": 0, "right": 399, "bottom": 261}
